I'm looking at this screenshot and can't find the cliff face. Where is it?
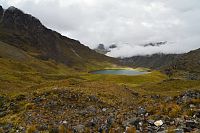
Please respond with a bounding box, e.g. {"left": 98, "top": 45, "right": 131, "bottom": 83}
{"left": 0, "top": 6, "right": 3, "bottom": 20}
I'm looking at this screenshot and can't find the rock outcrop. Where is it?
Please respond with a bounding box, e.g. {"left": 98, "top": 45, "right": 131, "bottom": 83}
{"left": 94, "top": 44, "right": 110, "bottom": 54}
{"left": 0, "top": 6, "right": 3, "bottom": 20}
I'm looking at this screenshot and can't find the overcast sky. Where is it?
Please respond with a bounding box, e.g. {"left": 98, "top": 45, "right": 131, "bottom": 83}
{"left": 1, "top": 0, "right": 200, "bottom": 57}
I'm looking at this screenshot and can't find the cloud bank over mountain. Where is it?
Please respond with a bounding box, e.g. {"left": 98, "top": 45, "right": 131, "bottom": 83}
{"left": 1, "top": 0, "right": 200, "bottom": 57}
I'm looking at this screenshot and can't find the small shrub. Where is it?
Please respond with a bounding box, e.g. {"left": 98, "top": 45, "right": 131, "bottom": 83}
{"left": 109, "top": 128, "right": 115, "bottom": 133}
{"left": 25, "top": 103, "right": 35, "bottom": 110}
{"left": 184, "top": 109, "right": 195, "bottom": 116}
{"left": 0, "top": 128, "right": 4, "bottom": 133}
{"left": 58, "top": 125, "right": 66, "bottom": 133}
{"left": 26, "top": 125, "right": 36, "bottom": 133}
{"left": 15, "top": 94, "right": 26, "bottom": 101}
{"left": 168, "top": 104, "right": 181, "bottom": 117}
{"left": 126, "top": 126, "right": 136, "bottom": 133}
{"left": 167, "top": 128, "right": 176, "bottom": 133}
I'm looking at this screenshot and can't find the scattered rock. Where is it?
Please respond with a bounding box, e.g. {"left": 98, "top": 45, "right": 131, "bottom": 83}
{"left": 73, "top": 125, "right": 85, "bottom": 133}
{"left": 174, "top": 128, "right": 184, "bottom": 133}
{"left": 1, "top": 89, "right": 199, "bottom": 132}
{"left": 62, "top": 120, "right": 67, "bottom": 124}
{"left": 122, "top": 117, "right": 138, "bottom": 127}
{"left": 88, "top": 117, "right": 99, "bottom": 127}
{"left": 154, "top": 120, "right": 164, "bottom": 127}
{"left": 15, "top": 94, "right": 26, "bottom": 101}
{"left": 32, "top": 97, "right": 43, "bottom": 103}
{"left": 37, "top": 124, "right": 48, "bottom": 131}
{"left": 190, "top": 104, "right": 196, "bottom": 108}
{"left": 106, "top": 114, "right": 115, "bottom": 127}
{"left": 147, "top": 119, "right": 155, "bottom": 126}
{"left": 183, "top": 127, "right": 193, "bottom": 132}
{"left": 185, "top": 120, "right": 198, "bottom": 129}
{"left": 102, "top": 108, "right": 107, "bottom": 112}
{"left": 137, "top": 107, "right": 146, "bottom": 116}
{"left": 151, "top": 95, "right": 160, "bottom": 99}
{"left": 0, "top": 111, "right": 7, "bottom": 117}
{"left": 87, "top": 95, "right": 99, "bottom": 102}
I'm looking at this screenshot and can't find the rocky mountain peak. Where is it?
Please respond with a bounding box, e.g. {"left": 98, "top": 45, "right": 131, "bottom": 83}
{"left": 94, "top": 44, "right": 118, "bottom": 55}
{"left": 94, "top": 44, "right": 110, "bottom": 54}
{"left": 5, "top": 6, "right": 24, "bottom": 15}
{"left": 1, "top": 6, "right": 44, "bottom": 32}
{"left": 97, "top": 44, "right": 106, "bottom": 50}
{"left": 7, "top": 6, "right": 21, "bottom": 12}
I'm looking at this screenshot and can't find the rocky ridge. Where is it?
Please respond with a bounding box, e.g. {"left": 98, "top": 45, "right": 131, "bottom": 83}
{"left": 0, "top": 6, "right": 116, "bottom": 68}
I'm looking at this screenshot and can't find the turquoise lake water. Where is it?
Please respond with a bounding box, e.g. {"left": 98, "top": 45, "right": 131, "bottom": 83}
{"left": 90, "top": 69, "right": 148, "bottom": 76}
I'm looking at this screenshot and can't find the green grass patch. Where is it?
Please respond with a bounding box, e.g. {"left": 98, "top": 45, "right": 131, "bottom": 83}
{"left": 136, "top": 79, "right": 200, "bottom": 96}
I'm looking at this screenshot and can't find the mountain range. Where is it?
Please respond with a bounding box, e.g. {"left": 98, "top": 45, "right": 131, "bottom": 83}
{"left": 0, "top": 5, "right": 200, "bottom": 133}
{"left": 1, "top": 5, "right": 200, "bottom": 79}
{"left": 1, "top": 5, "right": 200, "bottom": 78}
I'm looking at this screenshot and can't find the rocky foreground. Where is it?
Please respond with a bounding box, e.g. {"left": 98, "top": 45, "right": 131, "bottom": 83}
{"left": 0, "top": 89, "right": 199, "bottom": 133}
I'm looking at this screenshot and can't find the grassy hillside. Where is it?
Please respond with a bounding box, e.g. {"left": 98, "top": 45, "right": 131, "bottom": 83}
{"left": 173, "top": 48, "right": 200, "bottom": 73}
{"left": 1, "top": 60, "right": 199, "bottom": 132}
{"left": 162, "top": 48, "right": 200, "bottom": 80}
{"left": 0, "top": 6, "right": 117, "bottom": 95}
{"left": 0, "top": 40, "right": 114, "bottom": 95}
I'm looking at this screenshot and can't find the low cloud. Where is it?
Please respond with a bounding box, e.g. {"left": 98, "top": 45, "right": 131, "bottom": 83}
{"left": 1, "top": 0, "right": 200, "bottom": 57}
{"left": 107, "top": 36, "right": 200, "bottom": 57}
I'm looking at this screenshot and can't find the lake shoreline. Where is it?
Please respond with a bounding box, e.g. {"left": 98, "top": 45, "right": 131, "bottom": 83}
{"left": 89, "top": 67, "right": 150, "bottom": 73}
{"left": 89, "top": 68, "right": 150, "bottom": 76}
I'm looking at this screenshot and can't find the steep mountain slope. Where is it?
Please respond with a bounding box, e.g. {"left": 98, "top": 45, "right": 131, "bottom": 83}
{"left": 121, "top": 48, "right": 200, "bottom": 79}
{"left": 0, "top": 5, "right": 118, "bottom": 92}
{"left": 0, "top": 40, "right": 77, "bottom": 92}
{"left": 0, "top": 6, "right": 115, "bottom": 69}
{"left": 120, "top": 53, "right": 180, "bottom": 69}
{"left": 172, "top": 48, "right": 200, "bottom": 73}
